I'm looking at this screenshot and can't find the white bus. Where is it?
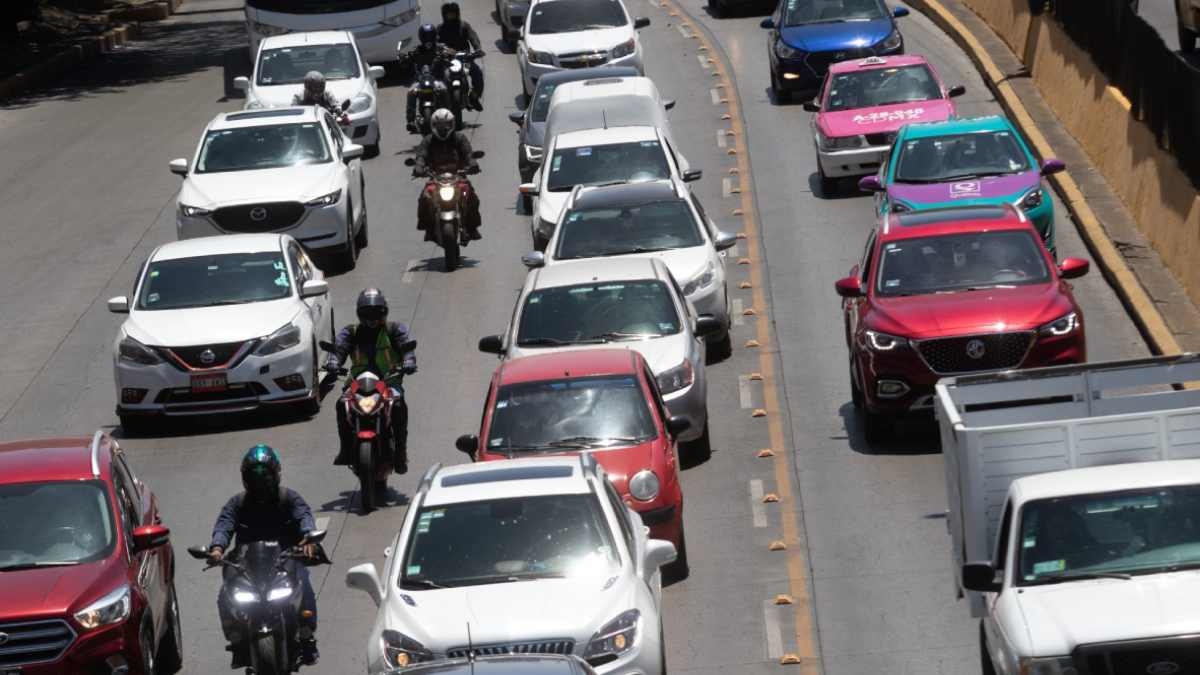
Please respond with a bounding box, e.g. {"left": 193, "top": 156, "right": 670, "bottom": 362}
{"left": 244, "top": 0, "right": 422, "bottom": 65}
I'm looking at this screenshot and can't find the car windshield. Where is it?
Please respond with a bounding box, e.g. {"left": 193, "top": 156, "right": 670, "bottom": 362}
{"left": 528, "top": 0, "right": 627, "bottom": 34}
{"left": 196, "top": 123, "right": 330, "bottom": 174}
{"left": 139, "top": 252, "right": 292, "bottom": 310}
{"left": 487, "top": 375, "right": 657, "bottom": 454}
{"left": 257, "top": 44, "right": 360, "bottom": 86}
{"left": 1017, "top": 485, "right": 1200, "bottom": 585}
{"left": 246, "top": 0, "right": 398, "bottom": 12}
{"left": 0, "top": 481, "right": 116, "bottom": 570}
{"left": 517, "top": 280, "right": 681, "bottom": 346}
{"left": 893, "top": 130, "right": 1030, "bottom": 183}
{"left": 401, "top": 494, "right": 619, "bottom": 588}
{"left": 546, "top": 141, "right": 671, "bottom": 192}
{"left": 874, "top": 231, "right": 1049, "bottom": 296}
{"left": 555, "top": 200, "right": 703, "bottom": 259}
{"left": 825, "top": 65, "right": 942, "bottom": 111}
{"left": 782, "top": 0, "right": 887, "bottom": 26}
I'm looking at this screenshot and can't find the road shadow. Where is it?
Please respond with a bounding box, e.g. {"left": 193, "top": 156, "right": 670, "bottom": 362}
{"left": 413, "top": 254, "right": 481, "bottom": 273}
{"left": 318, "top": 486, "right": 410, "bottom": 515}
{"left": 809, "top": 172, "right": 871, "bottom": 200}
{"left": 108, "top": 406, "right": 310, "bottom": 440}
{"left": 837, "top": 402, "right": 941, "bottom": 455}
{"left": 700, "top": 0, "right": 774, "bottom": 20}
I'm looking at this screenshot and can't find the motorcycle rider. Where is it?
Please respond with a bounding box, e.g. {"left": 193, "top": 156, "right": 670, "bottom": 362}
{"left": 405, "top": 24, "right": 451, "bottom": 133}
{"left": 325, "top": 288, "right": 417, "bottom": 474}
{"left": 413, "top": 108, "right": 482, "bottom": 242}
{"left": 437, "top": 1, "right": 484, "bottom": 111}
{"left": 292, "top": 71, "right": 347, "bottom": 123}
{"left": 208, "top": 445, "right": 320, "bottom": 665}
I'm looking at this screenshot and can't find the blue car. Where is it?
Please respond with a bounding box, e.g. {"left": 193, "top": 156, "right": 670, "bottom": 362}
{"left": 760, "top": 0, "right": 909, "bottom": 102}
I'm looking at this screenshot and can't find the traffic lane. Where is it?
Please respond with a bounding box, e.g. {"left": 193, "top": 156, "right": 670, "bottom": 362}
{"left": 690, "top": 2, "right": 1148, "bottom": 674}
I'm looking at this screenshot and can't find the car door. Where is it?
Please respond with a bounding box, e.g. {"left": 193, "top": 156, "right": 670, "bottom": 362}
{"left": 844, "top": 230, "right": 876, "bottom": 350}
{"left": 112, "top": 453, "right": 165, "bottom": 632}
{"left": 602, "top": 478, "right": 659, "bottom": 601}
{"left": 983, "top": 501, "right": 1014, "bottom": 674}
{"left": 689, "top": 192, "right": 726, "bottom": 270}
{"left": 289, "top": 240, "right": 331, "bottom": 344}
{"left": 325, "top": 113, "right": 363, "bottom": 224}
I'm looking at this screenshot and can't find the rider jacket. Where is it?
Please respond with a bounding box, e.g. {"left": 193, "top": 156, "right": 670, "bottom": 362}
{"left": 409, "top": 44, "right": 447, "bottom": 79}
{"left": 328, "top": 322, "right": 417, "bottom": 379}
{"left": 413, "top": 132, "right": 478, "bottom": 176}
{"left": 292, "top": 90, "right": 340, "bottom": 116}
{"left": 210, "top": 487, "right": 315, "bottom": 552}
{"left": 437, "top": 20, "right": 482, "bottom": 52}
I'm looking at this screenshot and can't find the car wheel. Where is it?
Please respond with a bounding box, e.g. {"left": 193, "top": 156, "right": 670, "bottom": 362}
{"left": 532, "top": 231, "right": 548, "bottom": 252}
{"left": 664, "top": 526, "right": 689, "bottom": 582}
{"left": 849, "top": 359, "right": 864, "bottom": 410}
{"left": 521, "top": 69, "right": 532, "bottom": 100}
{"left": 119, "top": 414, "right": 152, "bottom": 437}
{"left": 979, "top": 622, "right": 997, "bottom": 675}
{"left": 708, "top": 0, "right": 726, "bottom": 18}
{"left": 300, "top": 348, "right": 321, "bottom": 417}
{"left": 706, "top": 329, "right": 733, "bottom": 363}
{"left": 355, "top": 179, "right": 369, "bottom": 249}
{"left": 1180, "top": 21, "right": 1197, "bottom": 53}
{"left": 771, "top": 71, "right": 791, "bottom": 104}
{"left": 681, "top": 420, "right": 712, "bottom": 462}
{"left": 339, "top": 200, "right": 358, "bottom": 272}
{"left": 818, "top": 164, "right": 837, "bottom": 197}
{"left": 863, "top": 408, "right": 891, "bottom": 444}
{"left": 156, "top": 582, "right": 184, "bottom": 674}
{"left": 140, "top": 620, "right": 157, "bottom": 674}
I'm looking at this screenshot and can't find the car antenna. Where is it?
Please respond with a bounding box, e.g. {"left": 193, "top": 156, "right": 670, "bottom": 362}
{"left": 467, "top": 622, "right": 476, "bottom": 664}
{"left": 602, "top": 108, "right": 608, "bottom": 130}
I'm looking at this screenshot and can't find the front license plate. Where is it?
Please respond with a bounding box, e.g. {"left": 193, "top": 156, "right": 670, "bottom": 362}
{"left": 190, "top": 372, "right": 228, "bottom": 393}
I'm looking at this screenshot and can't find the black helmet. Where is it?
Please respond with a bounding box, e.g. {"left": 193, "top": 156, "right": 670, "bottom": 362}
{"left": 441, "top": 2, "right": 460, "bottom": 21}
{"left": 418, "top": 23, "right": 438, "bottom": 47}
{"left": 356, "top": 287, "right": 389, "bottom": 322}
{"left": 241, "top": 444, "right": 282, "bottom": 504}
{"left": 303, "top": 70, "right": 326, "bottom": 95}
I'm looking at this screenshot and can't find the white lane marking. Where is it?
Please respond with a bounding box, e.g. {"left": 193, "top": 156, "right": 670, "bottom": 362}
{"left": 722, "top": 177, "right": 733, "bottom": 198}
{"left": 716, "top": 129, "right": 727, "bottom": 148}
{"left": 315, "top": 517, "right": 330, "bottom": 531}
{"left": 677, "top": 24, "right": 692, "bottom": 38}
{"left": 732, "top": 298, "right": 745, "bottom": 326}
{"left": 763, "top": 600, "right": 784, "bottom": 659}
{"left": 401, "top": 259, "right": 419, "bottom": 283}
{"left": 750, "top": 480, "right": 767, "bottom": 528}
{"left": 710, "top": 88, "right": 722, "bottom": 105}
{"left": 697, "top": 54, "right": 710, "bottom": 69}
{"left": 730, "top": 242, "right": 741, "bottom": 258}
{"left": 738, "top": 375, "right": 754, "bottom": 409}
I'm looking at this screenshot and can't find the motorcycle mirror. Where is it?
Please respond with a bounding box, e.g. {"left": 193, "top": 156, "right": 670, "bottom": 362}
{"left": 341, "top": 99, "right": 352, "bottom": 111}
{"left": 404, "top": 157, "right": 417, "bottom": 167}
{"left": 455, "top": 434, "right": 479, "bottom": 455}
{"left": 318, "top": 340, "right": 336, "bottom": 353}
{"left": 478, "top": 334, "right": 504, "bottom": 355}
{"left": 663, "top": 99, "right": 676, "bottom": 111}
{"left": 508, "top": 110, "right": 525, "bottom": 125}
{"left": 305, "top": 530, "right": 328, "bottom": 544}
{"left": 186, "top": 546, "right": 209, "bottom": 560}
{"left": 471, "top": 150, "right": 486, "bottom": 159}
{"left": 399, "top": 339, "right": 418, "bottom": 352}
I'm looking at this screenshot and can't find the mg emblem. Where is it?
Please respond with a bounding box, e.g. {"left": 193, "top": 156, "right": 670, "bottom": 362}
{"left": 249, "top": 207, "right": 268, "bottom": 222}
{"left": 835, "top": 52, "right": 847, "bottom": 61}
{"left": 0, "top": 632, "right": 8, "bottom": 645}
{"left": 1147, "top": 662, "right": 1180, "bottom": 675}
{"left": 965, "top": 339, "right": 986, "bottom": 360}
{"left": 199, "top": 349, "right": 216, "bottom": 365}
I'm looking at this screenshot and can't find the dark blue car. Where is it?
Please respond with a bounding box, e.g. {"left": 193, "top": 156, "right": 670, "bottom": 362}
{"left": 761, "top": 0, "right": 909, "bottom": 102}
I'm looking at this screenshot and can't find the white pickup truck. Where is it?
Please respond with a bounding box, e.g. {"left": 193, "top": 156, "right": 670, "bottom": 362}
{"left": 936, "top": 354, "right": 1200, "bottom": 675}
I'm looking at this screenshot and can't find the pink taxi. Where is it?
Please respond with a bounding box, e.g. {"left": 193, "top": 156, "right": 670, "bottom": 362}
{"left": 803, "top": 55, "right": 965, "bottom": 194}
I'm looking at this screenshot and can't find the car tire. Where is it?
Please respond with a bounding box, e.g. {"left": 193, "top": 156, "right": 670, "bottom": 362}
{"left": 521, "top": 192, "right": 533, "bottom": 214}
{"left": 140, "top": 620, "right": 157, "bottom": 674}
{"left": 708, "top": 0, "right": 726, "bottom": 18}
{"left": 532, "top": 231, "right": 549, "bottom": 252}
{"left": 849, "top": 360, "right": 864, "bottom": 409}
{"left": 771, "top": 71, "right": 791, "bottom": 104}
{"left": 300, "top": 349, "right": 321, "bottom": 418}
{"left": 355, "top": 179, "right": 369, "bottom": 249}
{"left": 156, "top": 582, "right": 184, "bottom": 674}
{"left": 1180, "top": 22, "right": 1197, "bottom": 53}
{"left": 863, "top": 409, "right": 891, "bottom": 444}
{"left": 979, "top": 622, "right": 997, "bottom": 675}
{"left": 664, "top": 527, "right": 689, "bottom": 582}
{"left": 681, "top": 420, "right": 712, "bottom": 462}
{"left": 521, "top": 69, "right": 532, "bottom": 100}
{"left": 706, "top": 329, "right": 733, "bottom": 363}
{"left": 339, "top": 200, "right": 358, "bottom": 272}
{"left": 818, "top": 164, "right": 837, "bottom": 197}
{"left": 119, "top": 414, "right": 152, "bottom": 437}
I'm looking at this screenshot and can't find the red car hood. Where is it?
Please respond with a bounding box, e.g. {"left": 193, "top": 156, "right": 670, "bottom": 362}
{"left": 0, "top": 559, "right": 124, "bottom": 622}
{"left": 817, "top": 99, "right": 955, "bottom": 138}
{"left": 870, "top": 284, "right": 1074, "bottom": 339}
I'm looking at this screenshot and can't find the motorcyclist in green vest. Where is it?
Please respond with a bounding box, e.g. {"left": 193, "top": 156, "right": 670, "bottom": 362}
{"left": 324, "top": 288, "right": 416, "bottom": 474}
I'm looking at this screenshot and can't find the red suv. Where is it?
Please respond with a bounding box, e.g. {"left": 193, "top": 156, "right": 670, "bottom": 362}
{"left": 0, "top": 432, "right": 180, "bottom": 674}
{"left": 835, "top": 205, "right": 1089, "bottom": 440}
{"left": 455, "top": 349, "right": 692, "bottom": 574}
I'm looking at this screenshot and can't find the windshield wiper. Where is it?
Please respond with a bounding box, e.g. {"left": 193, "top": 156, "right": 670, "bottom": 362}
{"left": 584, "top": 331, "right": 658, "bottom": 342}
{"left": 401, "top": 577, "right": 448, "bottom": 589}
{"left": 516, "top": 336, "right": 571, "bottom": 346}
{"left": 200, "top": 299, "right": 253, "bottom": 307}
{"left": 550, "top": 435, "right": 642, "bottom": 448}
{"left": 1034, "top": 571, "right": 1132, "bottom": 584}
{"left": 598, "top": 246, "right": 672, "bottom": 257}
{"left": 0, "top": 561, "right": 81, "bottom": 572}
{"left": 1159, "top": 561, "right": 1200, "bottom": 573}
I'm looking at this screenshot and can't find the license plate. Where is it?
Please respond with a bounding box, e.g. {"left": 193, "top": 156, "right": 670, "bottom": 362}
{"left": 190, "top": 372, "right": 228, "bottom": 393}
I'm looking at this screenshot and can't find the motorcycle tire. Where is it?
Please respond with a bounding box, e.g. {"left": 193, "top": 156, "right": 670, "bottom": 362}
{"left": 358, "top": 441, "right": 376, "bottom": 514}
{"left": 442, "top": 221, "right": 460, "bottom": 271}
{"left": 252, "top": 633, "right": 281, "bottom": 675}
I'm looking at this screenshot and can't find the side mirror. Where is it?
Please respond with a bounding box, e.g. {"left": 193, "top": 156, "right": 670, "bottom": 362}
{"left": 168, "top": 158, "right": 189, "bottom": 176}
{"left": 519, "top": 182, "right": 539, "bottom": 196}
{"left": 760, "top": 17, "right": 775, "bottom": 29}
{"left": 508, "top": 110, "right": 526, "bottom": 125}
{"left": 947, "top": 84, "right": 966, "bottom": 98}
{"left": 341, "top": 99, "right": 352, "bottom": 111}
{"left": 346, "top": 562, "right": 384, "bottom": 608}
{"left": 304, "top": 529, "right": 327, "bottom": 544}
{"left": 300, "top": 279, "right": 329, "bottom": 298}
{"left": 634, "top": 16, "right": 650, "bottom": 29}
{"left": 961, "top": 562, "right": 1001, "bottom": 593}
{"left": 472, "top": 150, "right": 486, "bottom": 159}
{"left": 186, "top": 545, "right": 209, "bottom": 560}
{"left": 478, "top": 334, "right": 504, "bottom": 355}
{"left": 404, "top": 157, "right": 416, "bottom": 167}
{"left": 892, "top": 6, "right": 910, "bottom": 17}
{"left": 802, "top": 99, "right": 820, "bottom": 112}
{"left": 368, "top": 65, "right": 386, "bottom": 79}
{"left": 1041, "top": 158, "right": 1066, "bottom": 176}
{"left": 682, "top": 168, "right": 703, "bottom": 182}
{"left": 455, "top": 434, "right": 479, "bottom": 455}
{"left": 694, "top": 315, "right": 722, "bottom": 339}
{"left": 645, "top": 539, "right": 678, "bottom": 569}
{"left": 713, "top": 231, "right": 737, "bottom": 251}
{"left": 107, "top": 296, "right": 130, "bottom": 314}
{"left": 343, "top": 143, "right": 364, "bottom": 160}
{"left": 665, "top": 415, "right": 690, "bottom": 438}
{"left": 521, "top": 251, "right": 546, "bottom": 268}
{"left": 858, "top": 175, "right": 883, "bottom": 192}
{"left": 233, "top": 76, "right": 250, "bottom": 91}
{"left": 834, "top": 276, "right": 864, "bottom": 298}
{"left": 131, "top": 524, "right": 170, "bottom": 553}
{"left": 663, "top": 99, "right": 676, "bottom": 111}
{"left": 318, "top": 340, "right": 336, "bottom": 353}
{"left": 1058, "top": 257, "right": 1090, "bottom": 279}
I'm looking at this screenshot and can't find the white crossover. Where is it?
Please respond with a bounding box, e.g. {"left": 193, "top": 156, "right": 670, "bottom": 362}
{"left": 236, "top": 31, "right": 386, "bottom": 151}
{"left": 346, "top": 455, "right": 678, "bottom": 675}
{"left": 107, "top": 234, "right": 334, "bottom": 431}
{"left": 518, "top": 0, "right": 649, "bottom": 97}
{"left": 169, "top": 106, "right": 368, "bottom": 271}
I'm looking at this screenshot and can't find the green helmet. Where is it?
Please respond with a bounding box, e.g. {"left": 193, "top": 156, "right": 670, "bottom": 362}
{"left": 241, "top": 444, "right": 282, "bottom": 503}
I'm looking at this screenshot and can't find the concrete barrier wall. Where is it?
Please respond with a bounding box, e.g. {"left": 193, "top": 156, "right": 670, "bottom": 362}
{"left": 959, "top": 0, "right": 1032, "bottom": 55}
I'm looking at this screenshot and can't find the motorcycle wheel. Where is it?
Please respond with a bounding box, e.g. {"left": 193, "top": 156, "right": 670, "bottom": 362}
{"left": 358, "top": 440, "right": 376, "bottom": 514}
{"left": 442, "top": 221, "right": 460, "bottom": 271}
{"left": 252, "top": 633, "right": 281, "bottom": 675}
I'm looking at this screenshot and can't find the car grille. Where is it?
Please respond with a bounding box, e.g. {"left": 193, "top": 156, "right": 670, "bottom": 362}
{"left": 804, "top": 47, "right": 874, "bottom": 77}
{"left": 0, "top": 619, "right": 76, "bottom": 668}
{"left": 154, "top": 382, "right": 270, "bottom": 408}
{"left": 558, "top": 51, "right": 608, "bottom": 68}
{"left": 212, "top": 202, "right": 305, "bottom": 233}
{"left": 865, "top": 132, "right": 897, "bottom": 146}
{"left": 1075, "top": 636, "right": 1200, "bottom": 675}
{"left": 159, "top": 341, "right": 254, "bottom": 371}
{"left": 445, "top": 639, "right": 575, "bottom": 658}
{"left": 915, "top": 332, "right": 1033, "bottom": 374}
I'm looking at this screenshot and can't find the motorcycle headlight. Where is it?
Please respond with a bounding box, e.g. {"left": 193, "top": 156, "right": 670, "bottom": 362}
{"left": 682, "top": 261, "right": 716, "bottom": 296}
{"left": 232, "top": 589, "right": 260, "bottom": 604}
{"left": 438, "top": 185, "right": 457, "bottom": 202}
{"left": 775, "top": 40, "right": 803, "bottom": 59}
{"left": 879, "top": 28, "right": 903, "bottom": 52}
{"left": 383, "top": 7, "right": 419, "bottom": 26}
{"left": 381, "top": 630, "right": 435, "bottom": 668}
{"left": 118, "top": 337, "right": 162, "bottom": 366}
{"left": 656, "top": 359, "right": 694, "bottom": 396}
{"left": 865, "top": 330, "right": 908, "bottom": 351}
{"left": 1019, "top": 187, "right": 1044, "bottom": 211}
{"left": 628, "top": 470, "right": 660, "bottom": 502}
{"left": 179, "top": 203, "right": 212, "bottom": 218}
{"left": 252, "top": 21, "right": 289, "bottom": 37}
{"left": 1017, "top": 656, "right": 1076, "bottom": 675}
{"left": 356, "top": 392, "right": 382, "bottom": 415}
{"left": 1039, "top": 311, "right": 1079, "bottom": 337}
{"left": 255, "top": 323, "right": 302, "bottom": 356}
{"left": 611, "top": 38, "right": 636, "bottom": 59}
{"left": 75, "top": 586, "right": 131, "bottom": 631}
{"left": 306, "top": 190, "right": 342, "bottom": 207}
{"left": 267, "top": 585, "right": 292, "bottom": 602}
{"left": 584, "top": 609, "right": 640, "bottom": 662}
{"left": 349, "top": 93, "right": 373, "bottom": 114}
{"left": 526, "top": 49, "right": 555, "bottom": 66}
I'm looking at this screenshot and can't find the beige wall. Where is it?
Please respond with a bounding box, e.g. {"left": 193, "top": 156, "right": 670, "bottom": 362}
{"left": 959, "top": 0, "right": 1032, "bottom": 55}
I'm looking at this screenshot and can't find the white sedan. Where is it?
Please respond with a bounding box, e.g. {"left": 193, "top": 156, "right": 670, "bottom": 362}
{"left": 345, "top": 455, "right": 677, "bottom": 675}
{"left": 107, "top": 234, "right": 333, "bottom": 432}
{"left": 518, "top": 0, "right": 649, "bottom": 98}
{"left": 169, "top": 106, "right": 368, "bottom": 271}
{"left": 235, "top": 30, "right": 385, "bottom": 153}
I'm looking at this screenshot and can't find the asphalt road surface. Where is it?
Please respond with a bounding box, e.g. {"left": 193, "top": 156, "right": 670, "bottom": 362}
{"left": 0, "top": 0, "right": 1148, "bottom": 673}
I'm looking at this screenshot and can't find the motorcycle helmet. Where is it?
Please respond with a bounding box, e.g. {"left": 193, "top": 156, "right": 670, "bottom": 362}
{"left": 418, "top": 23, "right": 438, "bottom": 48}
{"left": 356, "top": 287, "right": 389, "bottom": 323}
{"left": 441, "top": 1, "right": 461, "bottom": 22}
{"left": 241, "top": 444, "right": 282, "bottom": 504}
{"left": 430, "top": 108, "right": 456, "bottom": 140}
{"left": 302, "top": 70, "right": 326, "bottom": 97}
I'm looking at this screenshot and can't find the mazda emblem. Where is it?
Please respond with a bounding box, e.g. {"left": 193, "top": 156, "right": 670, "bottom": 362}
{"left": 199, "top": 349, "right": 216, "bottom": 365}
{"left": 249, "top": 207, "right": 268, "bottom": 222}
{"left": 965, "top": 339, "right": 986, "bottom": 360}
{"left": 1146, "top": 662, "right": 1180, "bottom": 675}
{"left": 0, "top": 632, "right": 8, "bottom": 646}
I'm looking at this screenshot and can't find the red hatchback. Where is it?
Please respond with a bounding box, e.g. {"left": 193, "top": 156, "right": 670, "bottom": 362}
{"left": 835, "top": 205, "right": 1089, "bottom": 440}
{"left": 0, "top": 432, "right": 180, "bottom": 674}
{"left": 455, "top": 349, "right": 691, "bottom": 572}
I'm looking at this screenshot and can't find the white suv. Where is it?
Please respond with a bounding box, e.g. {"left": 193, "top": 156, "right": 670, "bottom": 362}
{"left": 518, "top": 0, "right": 650, "bottom": 98}
{"left": 346, "top": 455, "right": 677, "bottom": 674}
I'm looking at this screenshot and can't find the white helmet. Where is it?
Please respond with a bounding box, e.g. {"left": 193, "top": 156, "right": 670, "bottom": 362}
{"left": 430, "top": 108, "right": 455, "bottom": 140}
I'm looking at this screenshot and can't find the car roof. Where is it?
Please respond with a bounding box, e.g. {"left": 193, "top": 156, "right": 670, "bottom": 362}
{"left": 0, "top": 434, "right": 110, "bottom": 484}
{"left": 553, "top": 125, "right": 659, "bottom": 149}
{"left": 878, "top": 205, "right": 1033, "bottom": 241}
{"left": 397, "top": 654, "right": 587, "bottom": 675}
{"left": 551, "top": 77, "right": 659, "bottom": 105}
{"left": 898, "top": 114, "right": 1012, "bottom": 139}
{"left": 209, "top": 106, "right": 322, "bottom": 130}
{"left": 497, "top": 349, "right": 643, "bottom": 385}
{"left": 828, "top": 54, "right": 931, "bottom": 74}
{"left": 151, "top": 234, "right": 287, "bottom": 262}
{"left": 571, "top": 179, "right": 680, "bottom": 209}
{"left": 259, "top": 30, "right": 353, "bottom": 49}
{"left": 1011, "top": 460, "right": 1200, "bottom": 506}
{"left": 529, "top": 255, "right": 669, "bottom": 289}
{"left": 545, "top": 95, "right": 666, "bottom": 141}
{"left": 534, "top": 66, "right": 641, "bottom": 90}
{"left": 424, "top": 456, "right": 593, "bottom": 506}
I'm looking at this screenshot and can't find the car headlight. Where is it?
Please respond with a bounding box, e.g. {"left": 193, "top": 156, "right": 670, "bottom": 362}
{"left": 251, "top": 21, "right": 289, "bottom": 37}
{"left": 267, "top": 586, "right": 292, "bottom": 602}
{"left": 879, "top": 28, "right": 903, "bottom": 52}
{"left": 255, "top": 323, "right": 302, "bottom": 356}
{"left": 349, "top": 92, "right": 373, "bottom": 114}
{"left": 523, "top": 144, "right": 544, "bottom": 162}
{"left": 656, "top": 359, "right": 694, "bottom": 395}
{"left": 306, "top": 189, "right": 342, "bottom": 207}
{"left": 865, "top": 330, "right": 908, "bottom": 351}
{"left": 438, "top": 185, "right": 457, "bottom": 202}
{"left": 536, "top": 215, "right": 556, "bottom": 237}
{"left": 775, "top": 40, "right": 803, "bottom": 59}
{"left": 584, "top": 609, "right": 640, "bottom": 662}
{"left": 818, "top": 131, "right": 867, "bottom": 151}
{"left": 356, "top": 392, "right": 382, "bottom": 415}
{"left": 526, "top": 49, "right": 555, "bottom": 66}
{"left": 381, "top": 630, "right": 435, "bottom": 668}
{"left": 628, "top": 470, "right": 660, "bottom": 502}
{"left": 682, "top": 261, "right": 716, "bottom": 296}
{"left": 232, "top": 589, "right": 260, "bottom": 604}
{"left": 1017, "top": 656, "right": 1076, "bottom": 675}
{"left": 1019, "top": 187, "right": 1044, "bottom": 211}
{"left": 383, "top": 7, "right": 419, "bottom": 26}
{"left": 74, "top": 586, "right": 131, "bottom": 630}
{"left": 1039, "top": 311, "right": 1079, "bottom": 337}
{"left": 611, "top": 38, "right": 636, "bottom": 59}
{"left": 179, "top": 203, "right": 212, "bottom": 218}
{"left": 118, "top": 337, "right": 162, "bottom": 366}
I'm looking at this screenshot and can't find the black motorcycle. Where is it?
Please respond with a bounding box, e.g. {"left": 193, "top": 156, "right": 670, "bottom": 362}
{"left": 442, "top": 49, "right": 484, "bottom": 129}
{"left": 187, "top": 532, "right": 329, "bottom": 675}
{"left": 405, "top": 154, "right": 484, "bottom": 270}
{"left": 409, "top": 65, "right": 449, "bottom": 135}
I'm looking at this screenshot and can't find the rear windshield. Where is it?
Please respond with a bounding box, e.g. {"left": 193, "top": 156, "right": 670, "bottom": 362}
{"left": 529, "top": 0, "right": 627, "bottom": 34}
{"left": 517, "top": 280, "right": 681, "bottom": 346}
{"left": 247, "top": 0, "right": 401, "bottom": 13}
{"left": 258, "top": 44, "right": 360, "bottom": 86}
{"left": 546, "top": 141, "right": 670, "bottom": 192}
{"left": 825, "top": 65, "right": 941, "bottom": 112}
{"left": 555, "top": 200, "right": 703, "bottom": 259}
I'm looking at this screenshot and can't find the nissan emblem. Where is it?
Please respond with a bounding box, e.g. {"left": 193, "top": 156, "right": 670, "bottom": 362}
{"left": 1146, "top": 662, "right": 1180, "bottom": 675}
{"left": 249, "top": 207, "right": 268, "bottom": 222}
{"left": 199, "top": 349, "right": 216, "bottom": 365}
{"left": 965, "top": 339, "right": 986, "bottom": 360}
{"left": 0, "top": 632, "right": 9, "bottom": 646}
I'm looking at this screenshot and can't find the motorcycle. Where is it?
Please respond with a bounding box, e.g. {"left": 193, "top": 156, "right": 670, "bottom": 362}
{"left": 442, "top": 49, "right": 484, "bottom": 130}
{"left": 408, "top": 65, "right": 449, "bottom": 135}
{"left": 319, "top": 340, "right": 416, "bottom": 513}
{"left": 405, "top": 153, "right": 484, "bottom": 271}
{"left": 187, "top": 531, "right": 329, "bottom": 675}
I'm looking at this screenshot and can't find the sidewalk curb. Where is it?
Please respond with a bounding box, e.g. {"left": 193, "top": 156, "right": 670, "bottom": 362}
{"left": 906, "top": 0, "right": 1184, "bottom": 356}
